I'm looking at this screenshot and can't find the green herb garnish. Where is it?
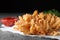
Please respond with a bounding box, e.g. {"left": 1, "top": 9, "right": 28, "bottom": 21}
{"left": 44, "top": 9, "right": 60, "bottom": 17}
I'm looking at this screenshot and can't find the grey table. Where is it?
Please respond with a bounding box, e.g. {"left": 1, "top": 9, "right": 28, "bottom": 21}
{"left": 0, "top": 30, "right": 59, "bottom": 40}
{"left": 0, "top": 13, "right": 59, "bottom": 40}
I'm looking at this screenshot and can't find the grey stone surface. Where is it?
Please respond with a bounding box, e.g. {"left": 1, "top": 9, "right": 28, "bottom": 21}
{"left": 0, "top": 30, "right": 59, "bottom": 40}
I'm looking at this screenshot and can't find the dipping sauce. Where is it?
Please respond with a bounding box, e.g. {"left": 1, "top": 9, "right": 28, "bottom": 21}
{"left": 1, "top": 17, "right": 18, "bottom": 27}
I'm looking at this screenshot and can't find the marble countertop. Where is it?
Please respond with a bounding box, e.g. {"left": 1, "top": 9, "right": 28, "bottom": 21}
{"left": 0, "top": 30, "right": 59, "bottom": 40}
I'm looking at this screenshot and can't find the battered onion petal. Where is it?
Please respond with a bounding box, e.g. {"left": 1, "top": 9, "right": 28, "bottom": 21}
{"left": 14, "top": 10, "right": 60, "bottom": 36}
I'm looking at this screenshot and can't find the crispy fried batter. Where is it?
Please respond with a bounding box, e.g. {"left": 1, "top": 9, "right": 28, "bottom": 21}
{"left": 14, "top": 10, "right": 60, "bottom": 36}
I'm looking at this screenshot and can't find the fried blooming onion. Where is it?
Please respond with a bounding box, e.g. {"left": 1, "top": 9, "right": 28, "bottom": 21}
{"left": 14, "top": 10, "right": 60, "bottom": 36}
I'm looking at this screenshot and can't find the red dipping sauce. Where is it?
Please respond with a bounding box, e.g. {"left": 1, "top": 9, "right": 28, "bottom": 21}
{"left": 1, "top": 17, "right": 18, "bottom": 27}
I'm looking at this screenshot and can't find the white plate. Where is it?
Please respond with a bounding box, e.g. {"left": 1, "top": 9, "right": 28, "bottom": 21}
{"left": 0, "top": 24, "right": 24, "bottom": 35}
{"left": 0, "top": 25, "right": 60, "bottom": 40}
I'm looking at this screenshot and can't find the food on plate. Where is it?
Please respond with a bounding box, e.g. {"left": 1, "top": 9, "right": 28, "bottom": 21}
{"left": 14, "top": 10, "right": 60, "bottom": 36}
{"left": 1, "top": 17, "right": 18, "bottom": 27}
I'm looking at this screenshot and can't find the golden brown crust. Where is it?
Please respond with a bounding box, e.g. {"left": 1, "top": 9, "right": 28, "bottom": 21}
{"left": 14, "top": 10, "right": 60, "bottom": 36}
